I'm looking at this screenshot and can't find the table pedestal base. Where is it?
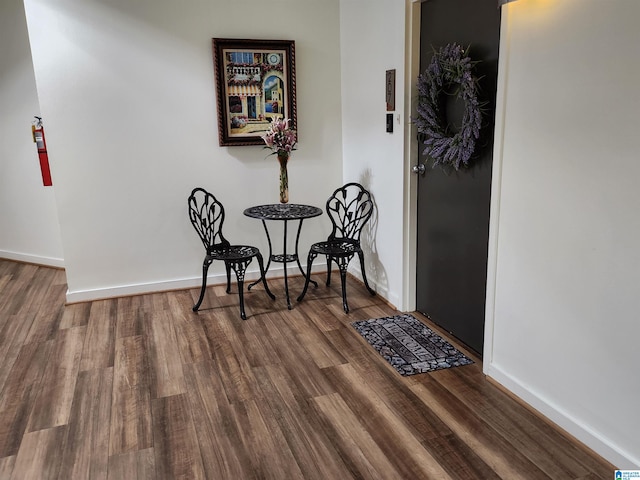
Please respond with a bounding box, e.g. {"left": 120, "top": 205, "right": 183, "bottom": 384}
{"left": 244, "top": 204, "right": 322, "bottom": 310}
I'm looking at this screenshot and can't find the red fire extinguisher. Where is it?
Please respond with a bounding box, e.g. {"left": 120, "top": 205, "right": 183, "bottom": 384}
{"left": 32, "top": 116, "right": 52, "bottom": 186}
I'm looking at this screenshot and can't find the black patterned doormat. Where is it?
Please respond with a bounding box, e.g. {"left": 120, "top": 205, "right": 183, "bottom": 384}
{"left": 351, "top": 314, "right": 474, "bottom": 376}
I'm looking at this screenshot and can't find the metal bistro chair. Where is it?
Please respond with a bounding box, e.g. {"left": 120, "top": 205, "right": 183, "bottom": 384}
{"left": 188, "top": 188, "right": 275, "bottom": 319}
{"left": 297, "top": 182, "right": 376, "bottom": 313}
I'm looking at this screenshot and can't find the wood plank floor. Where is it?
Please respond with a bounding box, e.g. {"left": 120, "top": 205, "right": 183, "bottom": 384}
{"left": 0, "top": 259, "right": 615, "bottom": 479}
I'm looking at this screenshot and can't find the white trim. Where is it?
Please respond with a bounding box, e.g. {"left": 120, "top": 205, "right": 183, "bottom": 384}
{"left": 486, "top": 364, "right": 639, "bottom": 469}
{"left": 483, "top": 3, "right": 511, "bottom": 371}
{"left": 349, "top": 264, "right": 399, "bottom": 311}
{"left": 0, "top": 250, "right": 65, "bottom": 269}
{"left": 65, "top": 262, "right": 327, "bottom": 304}
{"left": 401, "top": 0, "right": 421, "bottom": 313}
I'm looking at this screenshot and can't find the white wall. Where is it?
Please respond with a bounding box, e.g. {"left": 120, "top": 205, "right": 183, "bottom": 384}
{"left": 339, "top": 0, "right": 409, "bottom": 309}
{"left": 0, "top": 0, "right": 63, "bottom": 267}
{"left": 11, "top": 0, "right": 410, "bottom": 311}
{"left": 23, "top": 0, "right": 344, "bottom": 301}
{"left": 486, "top": 0, "right": 640, "bottom": 468}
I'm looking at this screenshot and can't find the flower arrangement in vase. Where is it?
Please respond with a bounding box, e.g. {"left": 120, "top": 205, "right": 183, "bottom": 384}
{"left": 262, "top": 118, "right": 297, "bottom": 203}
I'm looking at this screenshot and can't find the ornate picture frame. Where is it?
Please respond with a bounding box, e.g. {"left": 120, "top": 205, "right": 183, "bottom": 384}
{"left": 212, "top": 38, "right": 297, "bottom": 147}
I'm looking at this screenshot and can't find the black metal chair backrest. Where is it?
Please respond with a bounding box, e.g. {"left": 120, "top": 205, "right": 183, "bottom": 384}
{"left": 188, "top": 187, "right": 230, "bottom": 252}
{"left": 325, "top": 182, "right": 373, "bottom": 243}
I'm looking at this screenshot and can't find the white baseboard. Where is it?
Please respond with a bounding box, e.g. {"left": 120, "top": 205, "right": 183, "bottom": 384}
{"left": 66, "top": 262, "right": 398, "bottom": 308}
{"left": 65, "top": 263, "right": 328, "bottom": 304}
{"left": 66, "top": 275, "right": 205, "bottom": 304}
{"left": 0, "top": 250, "right": 65, "bottom": 268}
{"left": 348, "top": 265, "right": 398, "bottom": 310}
{"left": 485, "top": 363, "right": 639, "bottom": 469}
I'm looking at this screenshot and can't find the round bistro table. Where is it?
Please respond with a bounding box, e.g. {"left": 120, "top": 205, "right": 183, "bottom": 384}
{"left": 243, "top": 203, "right": 323, "bottom": 309}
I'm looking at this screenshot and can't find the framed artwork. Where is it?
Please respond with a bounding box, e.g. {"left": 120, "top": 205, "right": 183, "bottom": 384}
{"left": 212, "top": 38, "right": 297, "bottom": 146}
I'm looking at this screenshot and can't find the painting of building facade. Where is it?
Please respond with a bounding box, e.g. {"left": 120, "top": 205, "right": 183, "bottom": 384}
{"left": 213, "top": 39, "right": 297, "bottom": 146}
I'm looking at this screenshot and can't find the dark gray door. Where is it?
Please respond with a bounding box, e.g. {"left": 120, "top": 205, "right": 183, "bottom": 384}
{"left": 416, "top": 0, "right": 501, "bottom": 355}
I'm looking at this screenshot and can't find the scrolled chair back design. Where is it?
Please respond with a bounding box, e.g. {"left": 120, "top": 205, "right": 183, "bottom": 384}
{"left": 188, "top": 187, "right": 229, "bottom": 252}
{"left": 326, "top": 183, "right": 373, "bottom": 243}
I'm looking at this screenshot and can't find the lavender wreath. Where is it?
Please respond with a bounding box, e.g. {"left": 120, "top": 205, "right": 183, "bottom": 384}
{"left": 415, "top": 43, "right": 482, "bottom": 170}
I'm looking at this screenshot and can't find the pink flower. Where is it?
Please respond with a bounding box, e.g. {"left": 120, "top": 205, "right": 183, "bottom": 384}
{"left": 262, "top": 118, "right": 297, "bottom": 158}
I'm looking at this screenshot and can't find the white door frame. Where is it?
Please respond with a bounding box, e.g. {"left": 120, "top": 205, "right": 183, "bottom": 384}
{"left": 400, "top": 0, "right": 423, "bottom": 313}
